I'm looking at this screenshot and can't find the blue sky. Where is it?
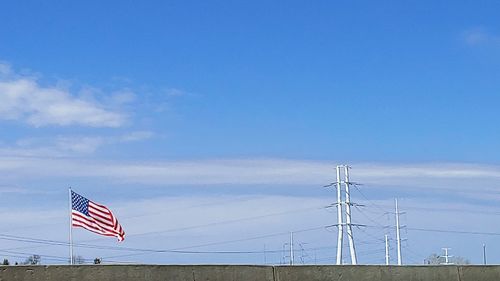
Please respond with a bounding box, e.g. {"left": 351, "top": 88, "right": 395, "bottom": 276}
{"left": 1, "top": 0, "right": 500, "bottom": 265}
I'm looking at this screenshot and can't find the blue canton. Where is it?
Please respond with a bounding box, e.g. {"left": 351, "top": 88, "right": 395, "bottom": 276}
{"left": 72, "top": 191, "right": 90, "bottom": 216}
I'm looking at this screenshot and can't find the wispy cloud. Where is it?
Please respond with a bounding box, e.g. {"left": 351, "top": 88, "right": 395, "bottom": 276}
{"left": 118, "top": 131, "right": 154, "bottom": 142}
{"left": 1, "top": 157, "right": 500, "bottom": 197}
{"left": 164, "top": 88, "right": 187, "bottom": 97}
{"left": 0, "top": 63, "right": 126, "bottom": 127}
{"left": 0, "top": 158, "right": 330, "bottom": 185}
{"left": 462, "top": 28, "right": 500, "bottom": 47}
{"left": 0, "top": 131, "right": 154, "bottom": 156}
{"left": 55, "top": 131, "right": 154, "bottom": 154}
{"left": 0, "top": 185, "right": 44, "bottom": 194}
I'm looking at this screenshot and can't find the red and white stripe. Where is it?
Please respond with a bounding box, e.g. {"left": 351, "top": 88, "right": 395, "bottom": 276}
{"left": 72, "top": 201, "right": 125, "bottom": 241}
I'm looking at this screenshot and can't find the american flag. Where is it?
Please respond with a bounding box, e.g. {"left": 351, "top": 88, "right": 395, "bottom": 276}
{"left": 71, "top": 191, "right": 125, "bottom": 241}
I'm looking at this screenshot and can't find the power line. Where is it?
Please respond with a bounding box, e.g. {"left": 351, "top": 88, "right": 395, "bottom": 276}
{"left": 366, "top": 225, "right": 500, "bottom": 237}
{"left": 0, "top": 196, "right": 264, "bottom": 234}
{"left": 0, "top": 203, "right": 329, "bottom": 254}
{"left": 0, "top": 224, "right": 330, "bottom": 258}
{"left": 353, "top": 205, "right": 390, "bottom": 236}
{"left": 121, "top": 195, "right": 265, "bottom": 221}
{"left": 7, "top": 184, "right": 500, "bottom": 265}
{"left": 407, "top": 227, "right": 500, "bottom": 236}
{"left": 364, "top": 204, "right": 500, "bottom": 217}
{"left": 351, "top": 184, "right": 391, "bottom": 214}
{"left": 103, "top": 225, "right": 330, "bottom": 259}
{"left": 92, "top": 205, "right": 327, "bottom": 240}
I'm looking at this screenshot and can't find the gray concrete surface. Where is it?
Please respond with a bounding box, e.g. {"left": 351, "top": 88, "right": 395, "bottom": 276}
{"left": 0, "top": 265, "right": 274, "bottom": 281}
{"left": 1, "top": 265, "right": 500, "bottom": 281}
{"left": 275, "top": 265, "right": 460, "bottom": 281}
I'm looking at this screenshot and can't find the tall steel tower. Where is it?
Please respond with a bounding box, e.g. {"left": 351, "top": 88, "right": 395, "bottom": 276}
{"left": 334, "top": 165, "right": 358, "bottom": 265}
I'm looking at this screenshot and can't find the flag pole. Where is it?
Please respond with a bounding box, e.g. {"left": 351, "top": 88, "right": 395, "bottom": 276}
{"left": 68, "top": 187, "right": 73, "bottom": 265}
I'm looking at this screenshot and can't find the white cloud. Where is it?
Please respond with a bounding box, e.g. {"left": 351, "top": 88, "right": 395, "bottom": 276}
{"left": 354, "top": 163, "right": 500, "bottom": 180}
{"left": 1, "top": 157, "right": 500, "bottom": 197}
{"left": 0, "top": 65, "right": 126, "bottom": 127}
{"left": 81, "top": 158, "right": 333, "bottom": 185}
{"left": 0, "top": 158, "right": 329, "bottom": 185}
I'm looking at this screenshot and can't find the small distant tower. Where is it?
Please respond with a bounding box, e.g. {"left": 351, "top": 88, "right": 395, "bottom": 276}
{"left": 281, "top": 232, "right": 296, "bottom": 265}
{"left": 441, "top": 248, "right": 454, "bottom": 265}
{"left": 385, "top": 234, "right": 390, "bottom": 265}
{"left": 395, "top": 199, "right": 403, "bottom": 265}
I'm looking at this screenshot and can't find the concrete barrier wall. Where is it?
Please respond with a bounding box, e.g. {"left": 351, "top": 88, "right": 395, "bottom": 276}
{"left": 275, "top": 265, "right": 461, "bottom": 281}
{"left": 0, "top": 265, "right": 274, "bottom": 281}
{"left": 1, "top": 265, "right": 500, "bottom": 281}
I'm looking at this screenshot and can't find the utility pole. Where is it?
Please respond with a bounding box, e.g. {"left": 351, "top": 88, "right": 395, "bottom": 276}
{"left": 483, "top": 244, "right": 487, "bottom": 265}
{"left": 336, "top": 166, "right": 344, "bottom": 265}
{"left": 290, "top": 232, "right": 294, "bottom": 266}
{"left": 395, "top": 199, "right": 402, "bottom": 265}
{"left": 281, "top": 244, "right": 287, "bottom": 265}
{"left": 441, "top": 248, "right": 453, "bottom": 265}
{"left": 385, "top": 234, "right": 390, "bottom": 265}
{"left": 344, "top": 166, "right": 357, "bottom": 265}
{"left": 263, "top": 244, "right": 267, "bottom": 265}
{"left": 298, "top": 243, "right": 308, "bottom": 265}
{"left": 68, "top": 187, "right": 74, "bottom": 265}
